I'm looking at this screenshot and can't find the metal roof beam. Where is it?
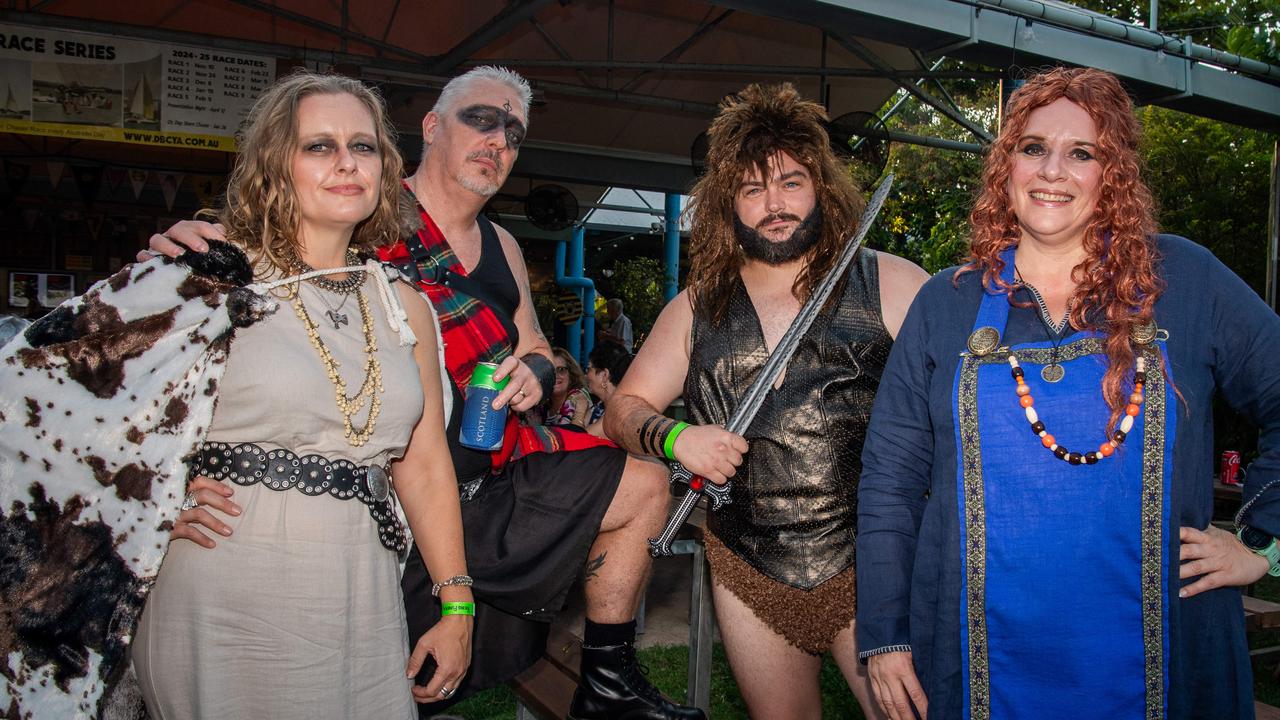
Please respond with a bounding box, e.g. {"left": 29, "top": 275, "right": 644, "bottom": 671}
{"left": 619, "top": 9, "right": 735, "bottom": 93}
{"left": 833, "top": 34, "right": 994, "bottom": 143}
{"left": 529, "top": 17, "right": 598, "bottom": 89}
{"left": 511, "top": 140, "right": 697, "bottom": 195}
{"left": 464, "top": 58, "right": 1001, "bottom": 80}
{"left": 712, "top": 0, "right": 1280, "bottom": 132}
{"left": 427, "top": 0, "right": 560, "bottom": 75}
{"left": 222, "top": 0, "right": 432, "bottom": 62}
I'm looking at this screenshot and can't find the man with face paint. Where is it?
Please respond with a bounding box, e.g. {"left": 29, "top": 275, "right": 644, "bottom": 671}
{"left": 605, "top": 83, "right": 927, "bottom": 718}
{"left": 148, "top": 67, "right": 699, "bottom": 720}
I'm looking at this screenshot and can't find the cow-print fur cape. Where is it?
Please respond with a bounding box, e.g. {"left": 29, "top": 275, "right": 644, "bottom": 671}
{"left": 0, "top": 242, "right": 277, "bottom": 719}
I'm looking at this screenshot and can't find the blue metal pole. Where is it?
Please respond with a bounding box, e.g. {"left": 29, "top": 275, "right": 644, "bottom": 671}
{"left": 663, "top": 193, "right": 681, "bottom": 301}
{"left": 555, "top": 226, "right": 598, "bottom": 367}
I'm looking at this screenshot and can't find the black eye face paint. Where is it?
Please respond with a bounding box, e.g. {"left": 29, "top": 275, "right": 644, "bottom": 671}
{"left": 457, "top": 104, "right": 527, "bottom": 149}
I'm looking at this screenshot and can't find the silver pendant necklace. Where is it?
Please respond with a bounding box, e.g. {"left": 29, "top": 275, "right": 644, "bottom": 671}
{"left": 313, "top": 288, "right": 351, "bottom": 330}
{"left": 1015, "top": 265, "right": 1069, "bottom": 383}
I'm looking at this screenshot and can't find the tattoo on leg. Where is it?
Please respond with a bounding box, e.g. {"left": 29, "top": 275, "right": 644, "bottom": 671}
{"left": 584, "top": 551, "right": 607, "bottom": 582}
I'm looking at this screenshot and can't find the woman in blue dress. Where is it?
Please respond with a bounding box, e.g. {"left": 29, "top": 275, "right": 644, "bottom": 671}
{"left": 856, "top": 66, "right": 1280, "bottom": 720}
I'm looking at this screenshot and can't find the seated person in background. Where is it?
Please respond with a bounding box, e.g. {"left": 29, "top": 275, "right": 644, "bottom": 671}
{"left": 600, "top": 298, "right": 634, "bottom": 351}
{"left": 540, "top": 346, "right": 594, "bottom": 428}
{"left": 585, "top": 340, "right": 633, "bottom": 438}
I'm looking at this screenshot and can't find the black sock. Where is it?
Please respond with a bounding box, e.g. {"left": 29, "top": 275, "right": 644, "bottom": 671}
{"left": 584, "top": 618, "right": 636, "bottom": 647}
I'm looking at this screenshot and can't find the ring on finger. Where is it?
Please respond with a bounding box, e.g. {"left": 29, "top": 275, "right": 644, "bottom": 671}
{"left": 439, "top": 686, "right": 455, "bottom": 699}
{"left": 180, "top": 492, "right": 198, "bottom": 512}
{"left": 514, "top": 390, "right": 526, "bottom": 401}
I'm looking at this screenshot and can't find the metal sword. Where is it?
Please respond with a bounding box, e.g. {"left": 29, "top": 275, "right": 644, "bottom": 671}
{"left": 648, "top": 173, "right": 896, "bottom": 558}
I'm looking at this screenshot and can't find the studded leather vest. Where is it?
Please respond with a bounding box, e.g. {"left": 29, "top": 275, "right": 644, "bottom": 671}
{"left": 686, "top": 248, "right": 892, "bottom": 589}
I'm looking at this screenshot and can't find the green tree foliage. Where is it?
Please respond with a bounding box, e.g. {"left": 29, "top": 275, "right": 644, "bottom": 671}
{"left": 865, "top": 63, "right": 997, "bottom": 273}
{"left": 1140, "top": 105, "right": 1274, "bottom": 294}
{"left": 1074, "top": 0, "right": 1279, "bottom": 63}
{"left": 607, "top": 255, "right": 665, "bottom": 341}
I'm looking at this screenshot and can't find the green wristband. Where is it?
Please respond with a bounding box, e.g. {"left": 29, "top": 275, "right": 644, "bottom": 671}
{"left": 441, "top": 601, "right": 476, "bottom": 617}
{"left": 663, "top": 421, "right": 690, "bottom": 461}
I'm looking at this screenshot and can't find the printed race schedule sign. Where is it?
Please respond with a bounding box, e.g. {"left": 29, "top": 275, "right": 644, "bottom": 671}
{"left": 0, "top": 23, "right": 274, "bottom": 152}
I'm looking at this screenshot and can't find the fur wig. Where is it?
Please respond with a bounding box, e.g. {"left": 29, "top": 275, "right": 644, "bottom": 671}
{"left": 686, "top": 82, "right": 866, "bottom": 323}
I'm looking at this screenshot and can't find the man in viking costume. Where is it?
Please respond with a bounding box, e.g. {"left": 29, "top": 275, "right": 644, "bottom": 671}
{"left": 606, "top": 83, "right": 927, "bottom": 718}
{"left": 151, "top": 66, "right": 702, "bottom": 720}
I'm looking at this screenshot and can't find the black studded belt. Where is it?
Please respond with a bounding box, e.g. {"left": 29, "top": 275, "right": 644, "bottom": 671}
{"left": 189, "top": 441, "right": 407, "bottom": 554}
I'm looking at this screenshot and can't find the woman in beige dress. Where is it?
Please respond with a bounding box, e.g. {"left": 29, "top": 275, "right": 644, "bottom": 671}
{"left": 131, "top": 71, "right": 472, "bottom": 719}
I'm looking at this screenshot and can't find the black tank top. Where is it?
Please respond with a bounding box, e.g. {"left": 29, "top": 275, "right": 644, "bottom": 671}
{"left": 685, "top": 248, "right": 892, "bottom": 589}
{"left": 443, "top": 215, "right": 522, "bottom": 479}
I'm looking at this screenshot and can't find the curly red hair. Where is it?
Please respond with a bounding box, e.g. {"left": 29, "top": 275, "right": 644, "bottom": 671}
{"left": 965, "top": 67, "right": 1160, "bottom": 432}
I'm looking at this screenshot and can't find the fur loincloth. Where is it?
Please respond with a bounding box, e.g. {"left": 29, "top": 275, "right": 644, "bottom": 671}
{"left": 705, "top": 530, "right": 856, "bottom": 655}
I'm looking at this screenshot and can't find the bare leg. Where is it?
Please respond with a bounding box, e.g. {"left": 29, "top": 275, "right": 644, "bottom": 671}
{"left": 711, "top": 581, "right": 823, "bottom": 720}
{"left": 582, "top": 455, "right": 669, "bottom": 622}
{"left": 831, "top": 621, "right": 888, "bottom": 720}
{"left": 570, "top": 456, "right": 703, "bottom": 719}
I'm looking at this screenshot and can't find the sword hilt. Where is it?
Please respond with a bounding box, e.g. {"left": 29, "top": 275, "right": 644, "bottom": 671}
{"left": 648, "top": 462, "right": 733, "bottom": 557}
{"left": 667, "top": 460, "right": 694, "bottom": 488}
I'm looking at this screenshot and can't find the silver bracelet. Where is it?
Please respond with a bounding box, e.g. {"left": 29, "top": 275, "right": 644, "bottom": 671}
{"left": 431, "top": 574, "right": 474, "bottom": 597}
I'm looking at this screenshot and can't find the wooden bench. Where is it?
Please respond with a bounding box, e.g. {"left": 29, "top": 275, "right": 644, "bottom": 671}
{"left": 1245, "top": 595, "right": 1280, "bottom": 632}
{"left": 511, "top": 625, "right": 582, "bottom": 720}
{"left": 511, "top": 504, "right": 714, "bottom": 718}
{"left": 665, "top": 504, "right": 714, "bottom": 713}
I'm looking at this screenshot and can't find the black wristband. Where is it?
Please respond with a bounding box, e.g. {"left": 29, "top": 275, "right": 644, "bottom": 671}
{"left": 638, "top": 415, "right": 675, "bottom": 457}
{"left": 639, "top": 415, "right": 661, "bottom": 455}
{"left": 521, "top": 353, "right": 555, "bottom": 403}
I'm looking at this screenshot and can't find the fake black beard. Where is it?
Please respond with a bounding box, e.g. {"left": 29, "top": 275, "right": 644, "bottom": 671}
{"left": 733, "top": 207, "right": 824, "bottom": 265}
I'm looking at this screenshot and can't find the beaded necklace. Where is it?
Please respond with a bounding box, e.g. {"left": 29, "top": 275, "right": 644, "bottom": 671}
{"left": 292, "top": 280, "right": 384, "bottom": 447}
{"left": 1013, "top": 265, "right": 1071, "bottom": 383}
{"left": 288, "top": 248, "right": 365, "bottom": 294}
{"left": 1008, "top": 352, "right": 1145, "bottom": 465}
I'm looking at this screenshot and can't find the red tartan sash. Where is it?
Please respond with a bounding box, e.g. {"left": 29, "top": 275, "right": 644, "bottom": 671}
{"left": 379, "top": 188, "right": 614, "bottom": 469}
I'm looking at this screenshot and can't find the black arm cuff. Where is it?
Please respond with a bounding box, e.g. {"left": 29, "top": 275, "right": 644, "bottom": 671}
{"left": 521, "top": 352, "right": 555, "bottom": 403}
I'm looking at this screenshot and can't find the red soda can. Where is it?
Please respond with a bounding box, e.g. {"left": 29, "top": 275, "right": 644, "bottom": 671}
{"left": 1221, "top": 450, "right": 1242, "bottom": 485}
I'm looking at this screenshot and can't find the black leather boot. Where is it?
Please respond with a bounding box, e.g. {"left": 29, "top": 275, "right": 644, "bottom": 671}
{"left": 568, "top": 643, "right": 706, "bottom": 720}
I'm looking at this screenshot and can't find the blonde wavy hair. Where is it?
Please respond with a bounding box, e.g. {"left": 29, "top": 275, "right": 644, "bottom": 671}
{"left": 209, "top": 69, "right": 416, "bottom": 274}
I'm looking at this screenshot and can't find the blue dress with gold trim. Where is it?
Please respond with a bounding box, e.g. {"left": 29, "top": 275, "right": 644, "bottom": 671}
{"left": 856, "top": 235, "right": 1280, "bottom": 719}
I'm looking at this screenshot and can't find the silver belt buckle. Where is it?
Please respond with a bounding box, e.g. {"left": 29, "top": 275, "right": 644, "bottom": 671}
{"left": 364, "top": 465, "right": 390, "bottom": 503}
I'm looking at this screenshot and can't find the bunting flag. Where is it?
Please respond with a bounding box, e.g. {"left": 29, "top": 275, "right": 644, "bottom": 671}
{"left": 128, "top": 169, "right": 149, "bottom": 200}
{"left": 2, "top": 163, "right": 26, "bottom": 209}
{"left": 73, "top": 165, "right": 104, "bottom": 206}
{"left": 5, "top": 160, "right": 30, "bottom": 200}
{"left": 46, "top": 161, "right": 66, "bottom": 191}
{"left": 158, "top": 172, "right": 184, "bottom": 212}
{"left": 190, "top": 174, "right": 222, "bottom": 209}
{"left": 87, "top": 214, "right": 105, "bottom": 240}
{"left": 105, "top": 167, "right": 127, "bottom": 195}
{"left": 136, "top": 215, "right": 153, "bottom": 244}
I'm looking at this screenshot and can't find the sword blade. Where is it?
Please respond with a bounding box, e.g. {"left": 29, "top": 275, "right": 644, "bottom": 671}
{"left": 724, "top": 173, "right": 895, "bottom": 435}
{"left": 649, "top": 174, "right": 895, "bottom": 558}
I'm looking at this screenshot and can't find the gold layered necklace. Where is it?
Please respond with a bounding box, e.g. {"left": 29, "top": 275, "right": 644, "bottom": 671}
{"left": 291, "top": 270, "right": 384, "bottom": 447}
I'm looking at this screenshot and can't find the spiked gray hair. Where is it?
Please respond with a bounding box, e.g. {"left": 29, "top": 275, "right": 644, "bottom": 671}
{"left": 432, "top": 66, "right": 532, "bottom": 122}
